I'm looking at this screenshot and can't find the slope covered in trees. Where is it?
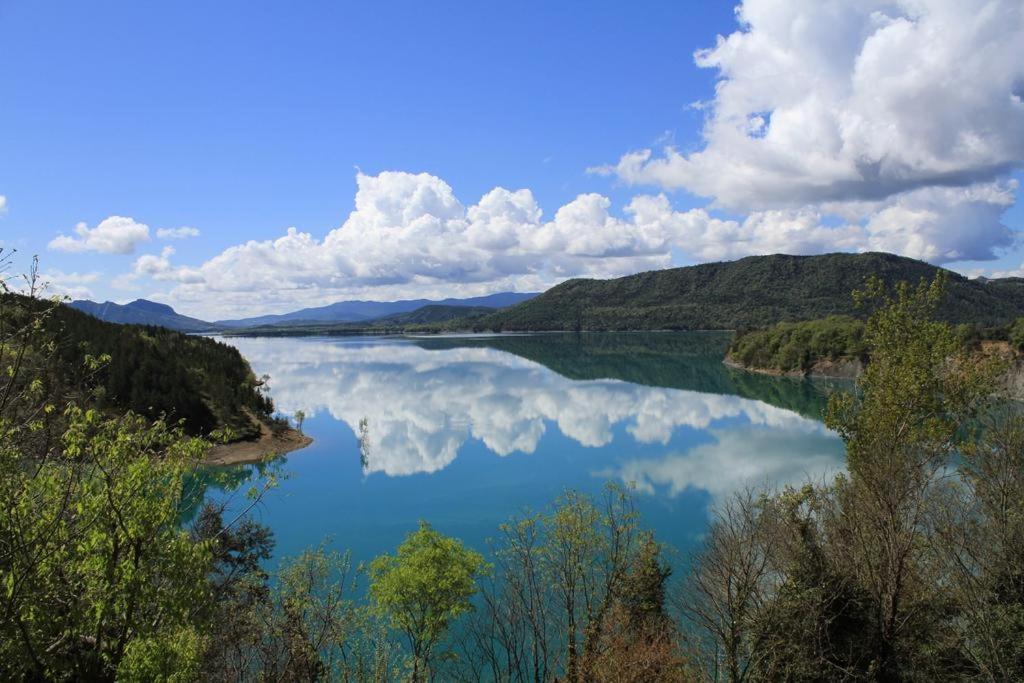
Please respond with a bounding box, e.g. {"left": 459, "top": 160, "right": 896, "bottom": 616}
{"left": 478, "top": 252, "right": 1024, "bottom": 331}
{"left": 8, "top": 293, "right": 272, "bottom": 439}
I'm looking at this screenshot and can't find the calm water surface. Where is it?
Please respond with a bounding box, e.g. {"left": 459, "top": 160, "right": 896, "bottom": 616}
{"left": 192, "top": 332, "right": 846, "bottom": 568}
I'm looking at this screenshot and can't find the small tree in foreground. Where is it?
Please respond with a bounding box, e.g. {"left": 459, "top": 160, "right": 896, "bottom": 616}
{"left": 369, "top": 521, "right": 487, "bottom": 681}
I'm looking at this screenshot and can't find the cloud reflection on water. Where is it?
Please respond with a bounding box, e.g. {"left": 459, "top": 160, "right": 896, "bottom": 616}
{"left": 224, "top": 336, "right": 846, "bottom": 498}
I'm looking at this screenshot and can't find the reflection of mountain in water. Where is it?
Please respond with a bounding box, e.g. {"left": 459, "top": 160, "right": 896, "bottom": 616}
{"left": 411, "top": 332, "right": 843, "bottom": 421}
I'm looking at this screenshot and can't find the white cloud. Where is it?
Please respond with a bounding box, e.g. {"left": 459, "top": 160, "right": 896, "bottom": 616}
{"left": 39, "top": 270, "right": 101, "bottom": 300}
{"left": 596, "top": 0, "right": 1024, "bottom": 263}
{"left": 48, "top": 216, "right": 150, "bottom": 254}
{"left": 131, "top": 246, "right": 204, "bottom": 283}
{"left": 0, "top": 196, "right": 7, "bottom": 214}
{"left": 156, "top": 226, "right": 200, "bottom": 240}
{"left": 604, "top": 0, "right": 1024, "bottom": 209}
{"left": 164, "top": 171, "right": 689, "bottom": 318}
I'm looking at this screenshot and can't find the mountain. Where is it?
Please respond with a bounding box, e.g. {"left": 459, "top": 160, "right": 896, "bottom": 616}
{"left": 215, "top": 292, "right": 538, "bottom": 328}
{"left": 68, "top": 292, "right": 538, "bottom": 333}
{"left": 477, "top": 252, "right": 1024, "bottom": 331}
{"left": 70, "top": 299, "right": 217, "bottom": 333}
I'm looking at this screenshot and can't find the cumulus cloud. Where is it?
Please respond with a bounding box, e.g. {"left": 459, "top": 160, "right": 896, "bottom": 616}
{"left": 156, "top": 226, "right": 200, "bottom": 240}
{"left": 48, "top": 216, "right": 150, "bottom": 254}
{"left": 39, "top": 270, "right": 101, "bottom": 300}
{"left": 164, "top": 171, "right": 690, "bottom": 318}
{"left": 596, "top": 0, "right": 1024, "bottom": 262}
{"left": 131, "top": 246, "right": 204, "bottom": 283}
{"left": 0, "top": 196, "right": 7, "bottom": 214}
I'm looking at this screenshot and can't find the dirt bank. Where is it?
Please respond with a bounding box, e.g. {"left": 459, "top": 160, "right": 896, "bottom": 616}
{"left": 205, "top": 421, "right": 313, "bottom": 466}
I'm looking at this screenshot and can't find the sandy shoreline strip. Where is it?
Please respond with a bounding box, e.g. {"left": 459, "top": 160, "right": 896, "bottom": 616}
{"left": 205, "top": 422, "right": 313, "bottom": 466}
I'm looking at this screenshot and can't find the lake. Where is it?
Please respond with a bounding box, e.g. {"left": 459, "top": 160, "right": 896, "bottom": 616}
{"left": 191, "top": 332, "right": 847, "bottom": 569}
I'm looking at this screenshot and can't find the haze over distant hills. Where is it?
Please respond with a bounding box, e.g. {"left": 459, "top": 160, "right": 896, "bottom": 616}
{"left": 69, "top": 299, "right": 218, "bottom": 333}
{"left": 70, "top": 292, "right": 538, "bottom": 332}
{"left": 215, "top": 292, "right": 538, "bottom": 328}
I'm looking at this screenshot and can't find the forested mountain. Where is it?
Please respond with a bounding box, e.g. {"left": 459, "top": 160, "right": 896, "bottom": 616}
{"left": 477, "top": 252, "right": 1024, "bottom": 331}
{"left": 15, "top": 295, "right": 272, "bottom": 439}
{"left": 216, "top": 291, "right": 537, "bottom": 327}
{"left": 69, "top": 298, "right": 217, "bottom": 332}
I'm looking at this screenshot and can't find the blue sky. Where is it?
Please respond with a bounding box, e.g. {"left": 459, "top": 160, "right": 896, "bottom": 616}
{"left": 2, "top": 1, "right": 1022, "bottom": 319}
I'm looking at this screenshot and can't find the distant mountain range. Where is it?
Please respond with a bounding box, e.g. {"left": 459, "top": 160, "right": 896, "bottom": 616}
{"left": 476, "top": 252, "right": 1024, "bottom": 331}
{"left": 69, "top": 299, "right": 218, "bottom": 333}
{"left": 69, "top": 292, "right": 538, "bottom": 333}
{"left": 71, "top": 253, "right": 1024, "bottom": 336}
{"left": 214, "top": 292, "right": 538, "bottom": 328}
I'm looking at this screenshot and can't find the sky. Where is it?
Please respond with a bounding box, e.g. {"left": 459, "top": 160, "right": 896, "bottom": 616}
{"left": 1, "top": 0, "right": 1022, "bottom": 320}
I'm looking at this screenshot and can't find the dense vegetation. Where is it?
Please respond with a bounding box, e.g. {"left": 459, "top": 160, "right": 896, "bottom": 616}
{"left": 477, "top": 252, "right": 1024, "bottom": 331}
{"left": 728, "top": 303, "right": 1024, "bottom": 377}
{"left": 4, "top": 254, "right": 1024, "bottom": 680}
{"left": 727, "top": 315, "right": 869, "bottom": 374}
{"left": 5, "top": 288, "right": 272, "bottom": 439}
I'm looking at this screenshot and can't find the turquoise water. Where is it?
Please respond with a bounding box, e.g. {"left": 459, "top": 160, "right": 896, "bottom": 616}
{"left": 193, "top": 332, "right": 846, "bottom": 568}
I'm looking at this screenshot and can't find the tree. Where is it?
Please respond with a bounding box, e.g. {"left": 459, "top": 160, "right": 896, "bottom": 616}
{"left": 369, "top": 521, "right": 486, "bottom": 681}
{"left": 589, "top": 536, "right": 690, "bottom": 682}
{"left": 294, "top": 410, "right": 306, "bottom": 434}
{"left": 683, "top": 275, "right": 1005, "bottom": 681}
{"left": 823, "top": 275, "right": 998, "bottom": 678}
{"left": 456, "top": 484, "right": 651, "bottom": 682}
{"left": 0, "top": 407, "right": 214, "bottom": 680}
{"left": 937, "top": 411, "right": 1024, "bottom": 680}
{"left": 681, "top": 489, "right": 775, "bottom": 683}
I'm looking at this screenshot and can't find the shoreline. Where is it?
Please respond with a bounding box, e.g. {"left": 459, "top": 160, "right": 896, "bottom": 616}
{"left": 723, "top": 353, "right": 865, "bottom": 379}
{"left": 205, "top": 422, "right": 313, "bottom": 466}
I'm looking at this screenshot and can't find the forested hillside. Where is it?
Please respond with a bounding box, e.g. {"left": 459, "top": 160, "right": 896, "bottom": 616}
{"left": 479, "top": 252, "right": 1024, "bottom": 331}
{"left": 9, "top": 294, "right": 272, "bottom": 439}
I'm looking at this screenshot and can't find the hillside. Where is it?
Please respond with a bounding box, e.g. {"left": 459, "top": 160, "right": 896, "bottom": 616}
{"left": 70, "top": 298, "right": 217, "bottom": 332}
{"left": 478, "top": 253, "right": 1024, "bottom": 331}
{"left": 13, "top": 295, "right": 274, "bottom": 440}
{"left": 372, "top": 304, "right": 495, "bottom": 325}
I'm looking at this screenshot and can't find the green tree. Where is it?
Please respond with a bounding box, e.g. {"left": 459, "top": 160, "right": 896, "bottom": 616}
{"left": 368, "top": 521, "right": 486, "bottom": 681}
{"left": 0, "top": 407, "right": 213, "bottom": 680}
{"left": 823, "top": 275, "right": 999, "bottom": 678}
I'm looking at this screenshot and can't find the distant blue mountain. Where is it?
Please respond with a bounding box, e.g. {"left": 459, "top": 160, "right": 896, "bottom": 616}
{"left": 69, "top": 299, "right": 217, "bottom": 332}
{"left": 70, "top": 292, "right": 540, "bottom": 332}
{"left": 215, "top": 292, "right": 539, "bottom": 328}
